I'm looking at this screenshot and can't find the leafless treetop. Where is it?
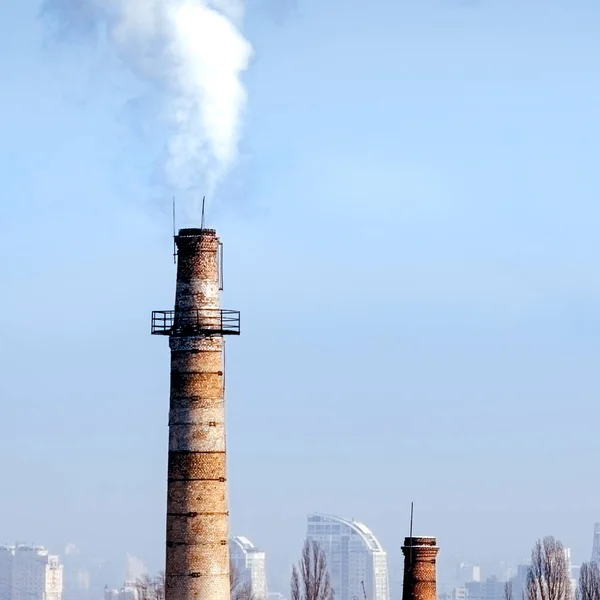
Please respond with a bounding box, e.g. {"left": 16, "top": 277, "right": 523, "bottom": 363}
{"left": 291, "top": 539, "right": 334, "bottom": 600}
{"left": 505, "top": 580, "right": 513, "bottom": 600}
{"left": 134, "top": 573, "right": 165, "bottom": 600}
{"left": 526, "top": 537, "right": 572, "bottom": 600}
{"left": 576, "top": 562, "right": 600, "bottom": 600}
{"left": 134, "top": 562, "right": 256, "bottom": 600}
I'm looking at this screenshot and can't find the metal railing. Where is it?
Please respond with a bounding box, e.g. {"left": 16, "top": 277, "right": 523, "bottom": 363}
{"left": 151, "top": 309, "right": 240, "bottom": 336}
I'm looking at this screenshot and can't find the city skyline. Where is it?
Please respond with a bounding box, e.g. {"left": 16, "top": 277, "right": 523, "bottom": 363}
{"left": 6, "top": 520, "right": 600, "bottom": 600}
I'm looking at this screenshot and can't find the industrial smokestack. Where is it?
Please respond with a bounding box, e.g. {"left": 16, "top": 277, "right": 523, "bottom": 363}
{"left": 152, "top": 227, "right": 240, "bottom": 600}
{"left": 401, "top": 537, "right": 439, "bottom": 600}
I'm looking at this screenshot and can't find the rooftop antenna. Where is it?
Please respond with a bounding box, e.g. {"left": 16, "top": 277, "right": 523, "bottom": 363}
{"left": 200, "top": 195, "right": 206, "bottom": 231}
{"left": 172, "top": 196, "right": 177, "bottom": 265}
{"left": 409, "top": 501, "right": 414, "bottom": 566}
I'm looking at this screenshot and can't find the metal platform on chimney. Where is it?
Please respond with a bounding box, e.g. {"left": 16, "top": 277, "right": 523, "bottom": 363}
{"left": 151, "top": 309, "right": 241, "bottom": 336}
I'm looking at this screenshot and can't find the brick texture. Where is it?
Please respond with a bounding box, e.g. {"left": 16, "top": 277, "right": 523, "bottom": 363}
{"left": 401, "top": 537, "right": 439, "bottom": 600}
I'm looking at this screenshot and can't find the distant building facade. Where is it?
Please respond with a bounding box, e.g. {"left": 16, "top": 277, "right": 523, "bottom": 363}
{"left": 565, "top": 548, "right": 576, "bottom": 598}
{"left": 0, "top": 544, "right": 63, "bottom": 600}
{"left": 306, "top": 514, "right": 389, "bottom": 600}
{"left": 592, "top": 524, "right": 600, "bottom": 564}
{"left": 508, "top": 565, "right": 530, "bottom": 600}
{"left": 103, "top": 583, "right": 137, "bottom": 600}
{"left": 103, "top": 553, "right": 149, "bottom": 600}
{"left": 466, "top": 576, "right": 504, "bottom": 600}
{"left": 458, "top": 564, "right": 481, "bottom": 584}
{"left": 62, "top": 544, "right": 90, "bottom": 600}
{"left": 439, "top": 586, "right": 467, "bottom": 600}
{"left": 229, "top": 537, "right": 267, "bottom": 600}
{"left": 0, "top": 547, "right": 12, "bottom": 600}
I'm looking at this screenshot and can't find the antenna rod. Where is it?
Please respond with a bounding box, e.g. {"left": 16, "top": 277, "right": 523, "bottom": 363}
{"left": 409, "top": 501, "right": 414, "bottom": 566}
{"left": 201, "top": 195, "right": 206, "bottom": 230}
{"left": 172, "top": 197, "right": 177, "bottom": 265}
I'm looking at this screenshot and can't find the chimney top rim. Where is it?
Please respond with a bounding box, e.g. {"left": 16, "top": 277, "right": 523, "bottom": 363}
{"left": 403, "top": 536, "right": 438, "bottom": 547}
{"left": 177, "top": 227, "right": 216, "bottom": 237}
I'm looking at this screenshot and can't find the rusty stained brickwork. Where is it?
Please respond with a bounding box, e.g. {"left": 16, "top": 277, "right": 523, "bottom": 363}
{"left": 166, "top": 229, "right": 230, "bottom": 600}
{"left": 401, "top": 537, "right": 439, "bottom": 600}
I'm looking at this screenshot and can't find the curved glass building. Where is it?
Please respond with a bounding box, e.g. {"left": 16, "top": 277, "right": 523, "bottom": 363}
{"left": 307, "top": 514, "right": 389, "bottom": 600}
{"left": 229, "top": 536, "right": 267, "bottom": 600}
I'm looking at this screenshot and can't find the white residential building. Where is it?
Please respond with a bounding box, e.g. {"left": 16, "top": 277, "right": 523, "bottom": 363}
{"left": 0, "top": 544, "right": 63, "bottom": 600}
{"left": 439, "top": 587, "right": 467, "bottom": 600}
{"left": 453, "top": 587, "right": 467, "bottom": 600}
{"left": 229, "top": 537, "right": 267, "bottom": 600}
{"left": 306, "top": 514, "right": 389, "bottom": 600}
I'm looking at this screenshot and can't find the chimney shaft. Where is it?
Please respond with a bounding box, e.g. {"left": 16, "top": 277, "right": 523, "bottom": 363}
{"left": 401, "top": 537, "right": 439, "bottom": 600}
{"left": 153, "top": 227, "right": 240, "bottom": 600}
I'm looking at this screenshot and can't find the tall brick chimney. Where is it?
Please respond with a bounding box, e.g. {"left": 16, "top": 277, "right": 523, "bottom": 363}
{"left": 401, "top": 537, "right": 439, "bottom": 600}
{"left": 152, "top": 227, "right": 240, "bottom": 600}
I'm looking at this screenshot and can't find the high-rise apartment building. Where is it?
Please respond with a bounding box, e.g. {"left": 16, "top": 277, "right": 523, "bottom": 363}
{"left": 306, "top": 514, "right": 389, "bottom": 600}
{"left": 0, "top": 545, "right": 63, "bottom": 600}
{"left": 0, "top": 547, "right": 12, "bottom": 600}
{"left": 229, "top": 537, "right": 267, "bottom": 600}
{"left": 457, "top": 564, "right": 480, "bottom": 584}
{"left": 507, "top": 565, "right": 529, "bottom": 600}
{"left": 592, "top": 524, "right": 600, "bottom": 564}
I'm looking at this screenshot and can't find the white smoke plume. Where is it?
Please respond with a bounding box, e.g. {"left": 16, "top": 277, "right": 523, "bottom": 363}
{"left": 43, "top": 0, "right": 253, "bottom": 202}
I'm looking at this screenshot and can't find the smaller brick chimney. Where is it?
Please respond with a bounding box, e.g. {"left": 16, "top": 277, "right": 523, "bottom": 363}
{"left": 401, "top": 537, "right": 439, "bottom": 600}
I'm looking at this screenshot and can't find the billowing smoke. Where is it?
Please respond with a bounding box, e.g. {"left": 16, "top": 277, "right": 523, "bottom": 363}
{"left": 43, "top": 0, "right": 253, "bottom": 204}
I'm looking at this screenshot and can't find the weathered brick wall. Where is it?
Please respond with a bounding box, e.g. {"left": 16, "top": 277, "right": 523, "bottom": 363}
{"left": 166, "top": 229, "right": 230, "bottom": 600}
{"left": 401, "top": 537, "right": 439, "bottom": 600}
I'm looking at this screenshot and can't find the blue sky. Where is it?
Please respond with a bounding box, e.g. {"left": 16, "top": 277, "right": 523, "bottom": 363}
{"left": 2, "top": 0, "right": 600, "bottom": 593}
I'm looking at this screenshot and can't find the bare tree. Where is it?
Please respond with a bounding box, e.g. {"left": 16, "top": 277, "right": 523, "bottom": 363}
{"left": 505, "top": 581, "right": 514, "bottom": 600}
{"left": 230, "top": 560, "right": 257, "bottom": 600}
{"left": 292, "top": 566, "right": 301, "bottom": 600}
{"left": 134, "top": 564, "right": 255, "bottom": 600}
{"left": 527, "top": 570, "right": 540, "bottom": 600}
{"left": 230, "top": 560, "right": 242, "bottom": 595}
{"left": 526, "top": 537, "right": 572, "bottom": 600}
{"left": 290, "top": 539, "right": 334, "bottom": 600}
{"left": 134, "top": 573, "right": 165, "bottom": 600}
{"left": 576, "top": 562, "right": 600, "bottom": 600}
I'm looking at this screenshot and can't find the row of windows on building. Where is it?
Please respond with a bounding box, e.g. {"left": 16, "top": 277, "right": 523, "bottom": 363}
{"left": 0, "top": 545, "right": 63, "bottom": 600}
